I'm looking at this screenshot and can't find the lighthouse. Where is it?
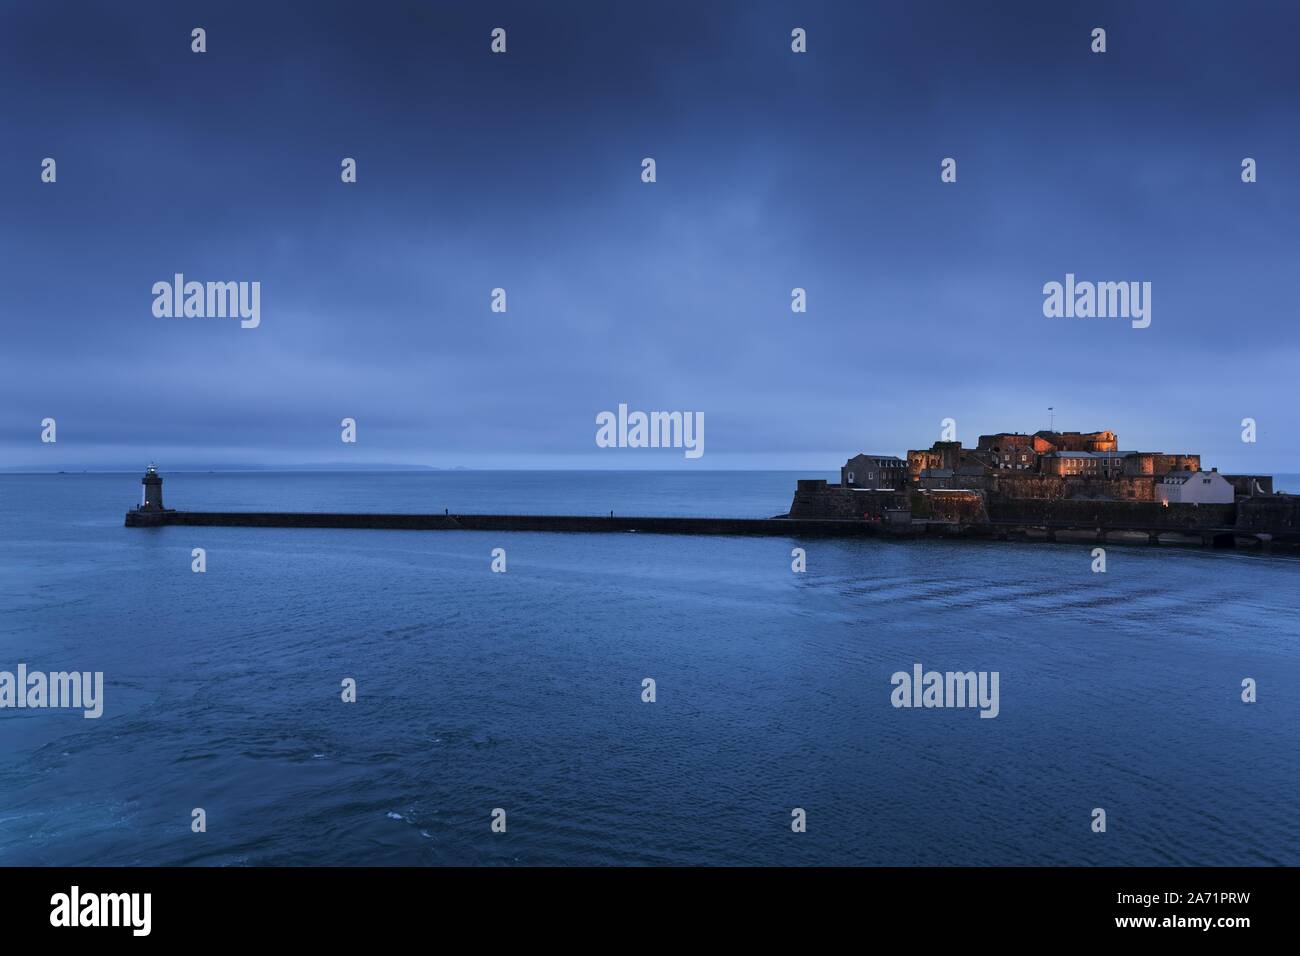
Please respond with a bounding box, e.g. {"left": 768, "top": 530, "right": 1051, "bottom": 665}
{"left": 124, "top": 463, "right": 174, "bottom": 526}
{"left": 140, "top": 463, "right": 165, "bottom": 511}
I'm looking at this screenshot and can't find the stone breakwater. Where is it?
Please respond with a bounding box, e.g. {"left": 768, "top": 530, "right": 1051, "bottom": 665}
{"left": 123, "top": 506, "right": 1300, "bottom": 549}
{"left": 125, "top": 510, "right": 888, "bottom": 537}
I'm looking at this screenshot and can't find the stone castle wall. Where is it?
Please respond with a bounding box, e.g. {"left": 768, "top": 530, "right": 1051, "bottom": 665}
{"left": 1236, "top": 495, "right": 1300, "bottom": 531}
{"left": 987, "top": 498, "right": 1235, "bottom": 529}
{"left": 788, "top": 480, "right": 904, "bottom": 519}
{"left": 991, "top": 474, "right": 1156, "bottom": 501}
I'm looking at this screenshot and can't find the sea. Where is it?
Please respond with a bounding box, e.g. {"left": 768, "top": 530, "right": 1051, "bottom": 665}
{"left": 1, "top": 470, "right": 1297, "bottom": 866}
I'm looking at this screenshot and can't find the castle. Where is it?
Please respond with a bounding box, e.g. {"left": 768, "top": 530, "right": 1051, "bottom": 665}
{"left": 837, "top": 429, "right": 1269, "bottom": 503}
{"left": 791, "top": 427, "right": 1289, "bottom": 536}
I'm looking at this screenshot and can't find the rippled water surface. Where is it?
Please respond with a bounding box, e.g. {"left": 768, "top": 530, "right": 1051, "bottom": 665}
{"left": 1, "top": 471, "right": 1297, "bottom": 865}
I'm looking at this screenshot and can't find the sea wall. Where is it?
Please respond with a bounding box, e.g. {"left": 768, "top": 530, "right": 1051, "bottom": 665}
{"left": 1236, "top": 495, "right": 1300, "bottom": 531}
{"left": 986, "top": 498, "right": 1234, "bottom": 529}
{"left": 909, "top": 490, "right": 987, "bottom": 522}
{"left": 127, "top": 511, "right": 461, "bottom": 530}
{"left": 790, "top": 480, "right": 1211, "bottom": 527}
{"left": 125, "top": 509, "right": 888, "bottom": 538}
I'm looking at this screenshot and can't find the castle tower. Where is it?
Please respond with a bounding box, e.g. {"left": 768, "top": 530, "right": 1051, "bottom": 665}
{"left": 140, "top": 462, "right": 164, "bottom": 511}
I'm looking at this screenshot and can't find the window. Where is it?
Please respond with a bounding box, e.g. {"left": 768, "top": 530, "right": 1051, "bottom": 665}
{"left": 847, "top": 471, "right": 855, "bottom": 483}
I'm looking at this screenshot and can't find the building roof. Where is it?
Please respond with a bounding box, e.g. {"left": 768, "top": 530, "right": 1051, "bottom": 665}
{"left": 1163, "top": 470, "right": 1222, "bottom": 483}
{"left": 1042, "top": 450, "right": 1129, "bottom": 459}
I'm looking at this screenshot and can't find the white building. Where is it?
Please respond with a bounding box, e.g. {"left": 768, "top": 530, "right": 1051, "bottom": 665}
{"left": 1156, "top": 469, "right": 1235, "bottom": 505}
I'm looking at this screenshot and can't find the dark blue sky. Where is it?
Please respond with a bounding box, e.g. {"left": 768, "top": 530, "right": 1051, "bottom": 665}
{"left": 2, "top": 1, "right": 1297, "bottom": 471}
